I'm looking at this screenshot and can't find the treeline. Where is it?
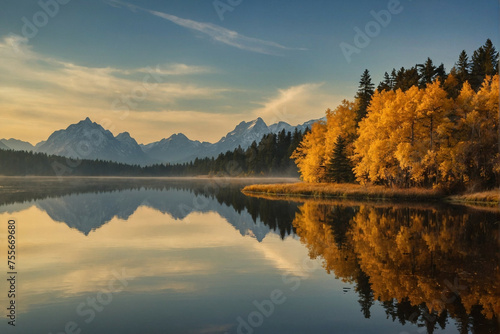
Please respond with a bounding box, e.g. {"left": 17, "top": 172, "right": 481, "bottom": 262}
{"left": 293, "top": 39, "right": 499, "bottom": 191}
{"left": 0, "top": 149, "right": 145, "bottom": 176}
{"left": 0, "top": 128, "right": 307, "bottom": 177}
{"left": 182, "top": 128, "right": 306, "bottom": 176}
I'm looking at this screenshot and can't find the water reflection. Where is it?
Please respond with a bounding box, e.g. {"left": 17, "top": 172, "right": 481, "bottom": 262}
{"left": 292, "top": 200, "right": 500, "bottom": 333}
{"left": 0, "top": 179, "right": 311, "bottom": 334}
{"left": 0, "top": 177, "right": 299, "bottom": 239}
{"left": 0, "top": 178, "right": 498, "bottom": 333}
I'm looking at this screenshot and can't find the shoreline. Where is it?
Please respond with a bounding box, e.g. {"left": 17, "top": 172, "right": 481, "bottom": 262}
{"left": 0, "top": 175, "right": 300, "bottom": 183}
{"left": 241, "top": 182, "right": 500, "bottom": 206}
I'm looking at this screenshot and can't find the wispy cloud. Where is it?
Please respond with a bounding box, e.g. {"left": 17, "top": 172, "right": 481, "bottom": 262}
{"left": 253, "top": 83, "right": 342, "bottom": 126}
{"left": 0, "top": 35, "right": 231, "bottom": 144}
{"left": 118, "top": 63, "right": 213, "bottom": 76}
{"left": 106, "top": 0, "right": 305, "bottom": 55}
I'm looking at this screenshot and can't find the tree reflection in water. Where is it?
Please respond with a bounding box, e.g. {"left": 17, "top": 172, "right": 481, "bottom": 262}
{"left": 293, "top": 201, "right": 499, "bottom": 334}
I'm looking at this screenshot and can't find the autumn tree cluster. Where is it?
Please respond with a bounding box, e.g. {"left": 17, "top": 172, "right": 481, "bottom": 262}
{"left": 293, "top": 40, "right": 499, "bottom": 190}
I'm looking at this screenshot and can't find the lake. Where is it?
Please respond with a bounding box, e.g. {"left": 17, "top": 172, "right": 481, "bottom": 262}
{"left": 0, "top": 177, "right": 498, "bottom": 334}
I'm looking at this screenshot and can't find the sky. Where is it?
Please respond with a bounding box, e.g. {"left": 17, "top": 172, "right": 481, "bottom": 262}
{"left": 0, "top": 0, "right": 498, "bottom": 144}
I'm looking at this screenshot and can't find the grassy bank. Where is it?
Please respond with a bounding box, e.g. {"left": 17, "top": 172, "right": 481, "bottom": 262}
{"left": 242, "top": 182, "right": 444, "bottom": 201}
{"left": 448, "top": 190, "right": 500, "bottom": 205}
{"left": 242, "top": 182, "right": 500, "bottom": 205}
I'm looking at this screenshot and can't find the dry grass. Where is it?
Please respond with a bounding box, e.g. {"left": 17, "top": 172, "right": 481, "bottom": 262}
{"left": 450, "top": 190, "right": 500, "bottom": 205}
{"left": 243, "top": 192, "right": 451, "bottom": 209}
{"left": 242, "top": 182, "right": 444, "bottom": 201}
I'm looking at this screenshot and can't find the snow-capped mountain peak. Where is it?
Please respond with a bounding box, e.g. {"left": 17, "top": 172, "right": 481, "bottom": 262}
{"left": 36, "top": 118, "right": 152, "bottom": 166}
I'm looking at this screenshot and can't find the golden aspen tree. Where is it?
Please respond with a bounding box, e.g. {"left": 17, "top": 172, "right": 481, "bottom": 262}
{"left": 438, "top": 81, "right": 476, "bottom": 185}
{"left": 444, "top": 75, "right": 499, "bottom": 187}
{"left": 292, "top": 120, "right": 328, "bottom": 182}
{"left": 443, "top": 69, "right": 460, "bottom": 99}
{"left": 353, "top": 89, "right": 402, "bottom": 185}
{"left": 323, "top": 100, "right": 358, "bottom": 181}
{"left": 393, "top": 86, "right": 426, "bottom": 185}
{"left": 415, "top": 80, "right": 453, "bottom": 185}
{"left": 471, "top": 75, "right": 499, "bottom": 184}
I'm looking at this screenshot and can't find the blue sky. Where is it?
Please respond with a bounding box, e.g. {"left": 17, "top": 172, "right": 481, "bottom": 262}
{"left": 0, "top": 0, "right": 498, "bottom": 143}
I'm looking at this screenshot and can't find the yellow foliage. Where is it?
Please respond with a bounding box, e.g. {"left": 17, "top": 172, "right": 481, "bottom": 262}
{"left": 324, "top": 100, "right": 358, "bottom": 162}
{"left": 292, "top": 121, "right": 328, "bottom": 182}
{"left": 353, "top": 76, "right": 498, "bottom": 187}
{"left": 294, "top": 75, "right": 499, "bottom": 189}
{"left": 293, "top": 100, "right": 358, "bottom": 183}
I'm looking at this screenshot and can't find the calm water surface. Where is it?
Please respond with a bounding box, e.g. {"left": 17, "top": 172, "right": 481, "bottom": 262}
{"left": 0, "top": 178, "right": 498, "bottom": 334}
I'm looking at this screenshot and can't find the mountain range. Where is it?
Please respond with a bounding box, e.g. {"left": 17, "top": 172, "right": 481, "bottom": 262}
{"left": 1, "top": 117, "right": 319, "bottom": 165}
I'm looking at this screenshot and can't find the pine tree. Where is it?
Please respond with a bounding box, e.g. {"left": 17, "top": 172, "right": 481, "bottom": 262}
{"left": 471, "top": 48, "right": 486, "bottom": 90}
{"left": 326, "top": 135, "right": 354, "bottom": 183}
{"left": 390, "top": 68, "right": 397, "bottom": 89}
{"left": 417, "top": 58, "right": 445, "bottom": 87}
{"left": 418, "top": 57, "right": 435, "bottom": 86}
{"left": 289, "top": 128, "right": 302, "bottom": 157}
{"left": 245, "top": 141, "right": 258, "bottom": 174}
{"left": 435, "top": 63, "right": 447, "bottom": 83}
{"left": 394, "top": 66, "right": 420, "bottom": 91}
{"left": 456, "top": 50, "right": 470, "bottom": 86}
{"left": 483, "top": 39, "right": 499, "bottom": 75}
{"left": 470, "top": 39, "right": 499, "bottom": 90}
{"left": 377, "top": 72, "right": 393, "bottom": 92}
{"left": 355, "top": 69, "right": 375, "bottom": 123}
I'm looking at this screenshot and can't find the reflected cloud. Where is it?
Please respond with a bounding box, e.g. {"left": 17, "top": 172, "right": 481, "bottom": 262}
{"left": 0, "top": 179, "right": 302, "bottom": 317}
{"left": 0, "top": 205, "right": 280, "bottom": 314}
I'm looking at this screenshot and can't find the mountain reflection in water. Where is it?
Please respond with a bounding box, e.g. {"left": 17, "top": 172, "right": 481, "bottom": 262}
{"left": 0, "top": 177, "right": 299, "bottom": 240}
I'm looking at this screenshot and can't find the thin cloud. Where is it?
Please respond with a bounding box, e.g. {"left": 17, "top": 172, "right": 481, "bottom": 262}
{"left": 118, "top": 63, "right": 213, "bottom": 76}
{"left": 106, "top": 0, "right": 306, "bottom": 55}
{"left": 253, "top": 83, "right": 342, "bottom": 126}
{"left": 0, "top": 35, "right": 230, "bottom": 144}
